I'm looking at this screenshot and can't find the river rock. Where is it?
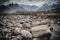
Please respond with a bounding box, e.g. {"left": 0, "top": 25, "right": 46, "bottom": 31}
{"left": 21, "top": 30, "right": 32, "bottom": 38}
{"left": 7, "top": 22, "right": 13, "bottom": 27}
{"left": 31, "top": 21, "right": 40, "bottom": 26}
{"left": 31, "top": 25, "right": 51, "bottom": 37}
{"left": 22, "top": 23, "right": 31, "bottom": 28}
{"left": 13, "top": 23, "right": 22, "bottom": 28}
{"left": 13, "top": 27, "right": 22, "bottom": 34}
{"left": 3, "top": 28, "right": 11, "bottom": 33}
{"left": 41, "top": 19, "right": 50, "bottom": 24}
{"left": 32, "top": 38, "right": 40, "bottom": 40}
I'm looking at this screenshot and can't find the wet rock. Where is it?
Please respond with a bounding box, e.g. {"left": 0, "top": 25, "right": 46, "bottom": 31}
{"left": 21, "top": 30, "right": 32, "bottom": 38}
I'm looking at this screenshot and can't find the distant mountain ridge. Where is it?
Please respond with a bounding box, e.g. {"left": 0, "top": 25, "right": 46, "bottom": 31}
{"left": 20, "top": 4, "right": 39, "bottom": 11}
{"left": 38, "top": 4, "right": 52, "bottom": 11}
{"left": 0, "top": 3, "right": 55, "bottom": 13}
{"left": 0, "top": 3, "right": 26, "bottom": 13}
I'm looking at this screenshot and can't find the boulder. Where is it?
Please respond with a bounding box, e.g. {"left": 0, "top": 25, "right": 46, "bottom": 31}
{"left": 41, "top": 19, "right": 50, "bottom": 25}
{"left": 31, "top": 25, "right": 51, "bottom": 37}
{"left": 21, "top": 30, "right": 32, "bottom": 38}
{"left": 31, "top": 21, "right": 40, "bottom": 26}
{"left": 22, "top": 23, "right": 31, "bottom": 28}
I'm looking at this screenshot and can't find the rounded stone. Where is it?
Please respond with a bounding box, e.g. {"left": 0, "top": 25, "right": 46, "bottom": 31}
{"left": 21, "top": 30, "right": 32, "bottom": 38}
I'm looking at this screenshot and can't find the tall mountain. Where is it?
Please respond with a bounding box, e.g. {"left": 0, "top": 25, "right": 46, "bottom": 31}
{"left": 38, "top": 4, "right": 52, "bottom": 11}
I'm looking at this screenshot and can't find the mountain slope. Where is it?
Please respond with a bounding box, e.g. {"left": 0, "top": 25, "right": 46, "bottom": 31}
{"left": 38, "top": 4, "right": 52, "bottom": 11}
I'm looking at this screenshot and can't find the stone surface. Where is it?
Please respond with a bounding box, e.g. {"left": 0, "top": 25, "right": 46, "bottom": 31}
{"left": 13, "top": 27, "right": 22, "bottom": 34}
{"left": 32, "top": 38, "right": 41, "bottom": 40}
{"left": 0, "top": 15, "right": 53, "bottom": 40}
{"left": 22, "top": 23, "right": 31, "bottom": 28}
{"left": 40, "top": 19, "right": 50, "bottom": 25}
{"left": 31, "top": 25, "right": 51, "bottom": 37}
{"left": 21, "top": 30, "right": 32, "bottom": 38}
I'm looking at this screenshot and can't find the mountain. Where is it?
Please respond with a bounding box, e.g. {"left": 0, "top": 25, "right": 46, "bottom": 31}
{"left": 20, "top": 4, "right": 39, "bottom": 11}
{"left": 0, "top": 3, "right": 39, "bottom": 13}
{"left": 38, "top": 4, "right": 52, "bottom": 11}
{"left": 0, "top": 3, "right": 26, "bottom": 13}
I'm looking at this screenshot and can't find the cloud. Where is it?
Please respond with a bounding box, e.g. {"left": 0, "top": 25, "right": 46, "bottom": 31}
{"left": 0, "top": 0, "right": 58, "bottom": 6}
{"left": 0, "top": 0, "right": 10, "bottom": 5}
{"left": 9, "top": 0, "right": 46, "bottom": 7}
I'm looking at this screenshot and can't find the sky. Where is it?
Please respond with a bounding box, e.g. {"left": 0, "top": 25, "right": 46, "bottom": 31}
{"left": 0, "top": 0, "right": 58, "bottom": 7}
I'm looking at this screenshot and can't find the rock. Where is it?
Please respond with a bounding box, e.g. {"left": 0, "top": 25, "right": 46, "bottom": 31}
{"left": 41, "top": 19, "right": 50, "bottom": 24}
{"left": 23, "top": 23, "right": 31, "bottom": 28}
{"left": 7, "top": 22, "right": 13, "bottom": 27}
{"left": 31, "top": 21, "right": 40, "bottom": 26}
{"left": 12, "top": 35, "right": 22, "bottom": 40}
{"left": 31, "top": 25, "right": 51, "bottom": 37}
{"left": 21, "top": 30, "right": 32, "bottom": 38}
{"left": 3, "top": 28, "right": 11, "bottom": 33}
{"left": 13, "top": 27, "right": 22, "bottom": 34}
{"left": 31, "top": 25, "right": 49, "bottom": 31}
{"left": 32, "top": 38, "right": 41, "bottom": 40}
{"left": 13, "top": 23, "right": 22, "bottom": 28}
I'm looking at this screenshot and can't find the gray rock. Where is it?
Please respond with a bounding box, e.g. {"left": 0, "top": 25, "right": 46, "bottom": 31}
{"left": 32, "top": 38, "right": 40, "bottom": 40}
{"left": 3, "top": 28, "right": 11, "bottom": 32}
{"left": 12, "top": 35, "right": 22, "bottom": 40}
{"left": 23, "top": 23, "right": 31, "bottom": 28}
{"left": 7, "top": 22, "right": 13, "bottom": 27}
{"left": 13, "top": 27, "right": 22, "bottom": 34}
{"left": 21, "top": 30, "right": 32, "bottom": 38}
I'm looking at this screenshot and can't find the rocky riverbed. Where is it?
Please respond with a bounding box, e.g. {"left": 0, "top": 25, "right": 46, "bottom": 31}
{"left": 0, "top": 15, "right": 55, "bottom": 40}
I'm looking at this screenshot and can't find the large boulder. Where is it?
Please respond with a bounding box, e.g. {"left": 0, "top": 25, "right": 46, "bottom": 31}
{"left": 31, "top": 25, "right": 51, "bottom": 37}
